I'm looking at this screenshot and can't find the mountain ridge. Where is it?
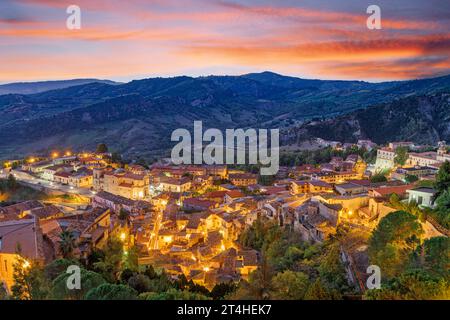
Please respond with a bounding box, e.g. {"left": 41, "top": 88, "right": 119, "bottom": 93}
{"left": 0, "top": 79, "right": 120, "bottom": 95}
{"left": 0, "top": 72, "right": 449, "bottom": 159}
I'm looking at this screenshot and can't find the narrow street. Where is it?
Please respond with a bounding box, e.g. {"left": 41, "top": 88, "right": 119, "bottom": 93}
{"left": 148, "top": 205, "right": 165, "bottom": 250}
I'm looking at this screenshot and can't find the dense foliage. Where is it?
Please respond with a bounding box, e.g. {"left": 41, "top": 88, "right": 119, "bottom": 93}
{"left": 1, "top": 236, "right": 240, "bottom": 300}
{"left": 366, "top": 211, "right": 449, "bottom": 300}
{"left": 232, "top": 218, "right": 351, "bottom": 300}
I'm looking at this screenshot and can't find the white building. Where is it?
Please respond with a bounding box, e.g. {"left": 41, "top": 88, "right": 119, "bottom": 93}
{"left": 406, "top": 187, "right": 437, "bottom": 208}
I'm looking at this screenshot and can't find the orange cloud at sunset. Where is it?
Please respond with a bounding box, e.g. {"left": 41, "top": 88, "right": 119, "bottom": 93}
{"left": 0, "top": 0, "right": 448, "bottom": 82}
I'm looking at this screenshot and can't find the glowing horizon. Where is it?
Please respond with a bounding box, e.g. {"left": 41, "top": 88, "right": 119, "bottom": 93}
{"left": 1, "top": 0, "right": 449, "bottom": 83}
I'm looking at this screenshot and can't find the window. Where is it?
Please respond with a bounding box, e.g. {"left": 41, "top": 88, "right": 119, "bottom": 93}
{"left": 418, "top": 196, "right": 423, "bottom": 205}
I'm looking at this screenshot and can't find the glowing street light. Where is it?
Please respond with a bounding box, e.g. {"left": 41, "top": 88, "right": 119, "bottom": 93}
{"left": 120, "top": 232, "right": 126, "bottom": 241}
{"left": 22, "top": 260, "right": 31, "bottom": 269}
{"left": 52, "top": 152, "right": 59, "bottom": 158}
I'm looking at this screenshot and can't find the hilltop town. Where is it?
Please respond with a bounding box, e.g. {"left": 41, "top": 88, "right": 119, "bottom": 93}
{"left": 0, "top": 140, "right": 449, "bottom": 300}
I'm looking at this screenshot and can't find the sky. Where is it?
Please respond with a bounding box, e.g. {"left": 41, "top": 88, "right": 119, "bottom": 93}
{"left": 0, "top": 0, "right": 449, "bottom": 83}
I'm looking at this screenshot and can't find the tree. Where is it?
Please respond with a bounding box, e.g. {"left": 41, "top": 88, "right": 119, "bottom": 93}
{"left": 239, "top": 218, "right": 282, "bottom": 252}
{"left": 96, "top": 143, "right": 108, "bottom": 154}
{"left": 258, "top": 174, "right": 275, "bottom": 186}
{"left": 0, "top": 283, "right": 8, "bottom": 300}
{"left": 143, "top": 265, "right": 158, "bottom": 279}
{"left": 140, "top": 288, "right": 210, "bottom": 300}
{"left": 6, "top": 174, "right": 18, "bottom": 191}
{"left": 93, "top": 238, "right": 124, "bottom": 282}
{"left": 365, "top": 270, "right": 449, "bottom": 300}
{"left": 51, "top": 268, "right": 106, "bottom": 300}
{"left": 143, "top": 270, "right": 173, "bottom": 293}
{"left": 414, "top": 237, "right": 450, "bottom": 278}
{"left": 389, "top": 193, "right": 402, "bottom": 208}
{"left": 318, "top": 244, "right": 349, "bottom": 292}
{"left": 432, "top": 189, "right": 450, "bottom": 229}
{"left": 210, "top": 282, "right": 237, "bottom": 300}
{"left": 304, "top": 279, "right": 341, "bottom": 300}
{"left": 85, "top": 283, "right": 138, "bottom": 300}
{"left": 185, "top": 280, "right": 210, "bottom": 296}
{"left": 270, "top": 271, "right": 309, "bottom": 300}
{"left": 416, "top": 180, "right": 435, "bottom": 188}
{"left": 11, "top": 256, "right": 32, "bottom": 300}
{"left": 369, "top": 211, "right": 423, "bottom": 278}
{"left": 118, "top": 208, "right": 130, "bottom": 221}
{"left": 405, "top": 174, "right": 419, "bottom": 183}
{"left": 123, "top": 246, "right": 139, "bottom": 272}
{"left": 11, "top": 256, "right": 50, "bottom": 300}
{"left": 370, "top": 173, "right": 387, "bottom": 183}
{"left": 394, "top": 146, "right": 408, "bottom": 166}
{"left": 435, "top": 161, "right": 450, "bottom": 195}
{"left": 120, "top": 269, "right": 135, "bottom": 284}
{"left": 58, "top": 230, "right": 76, "bottom": 259}
{"left": 127, "top": 274, "right": 152, "bottom": 294}
{"left": 229, "top": 256, "right": 273, "bottom": 300}
{"left": 44, "top": 258, "right": 79, "bottom": 281}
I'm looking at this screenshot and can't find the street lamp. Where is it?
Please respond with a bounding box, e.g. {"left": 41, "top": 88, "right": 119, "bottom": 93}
{"left": 22, "top": 259, "right": 31, "bottom": 269}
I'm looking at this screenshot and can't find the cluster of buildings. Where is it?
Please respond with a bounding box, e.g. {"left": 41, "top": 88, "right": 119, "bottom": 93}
{"left": 21, "top": 152, "right": 112, "bottom": 189}
{"left": 375, "top": 141, "right": 450, "bottom": 171}
{"left": 1, "top": 141, "right": 448, "bottom": 294}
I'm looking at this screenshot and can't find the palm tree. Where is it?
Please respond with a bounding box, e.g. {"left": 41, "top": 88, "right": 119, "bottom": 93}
{"left": 58, "top": 230, "right": 76, "bottom": 258}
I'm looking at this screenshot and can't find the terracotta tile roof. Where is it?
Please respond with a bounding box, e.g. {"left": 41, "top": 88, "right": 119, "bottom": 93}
{"left": 225, "top": 190, "right": 245, "bottom": 198}
{"left": 0, "top": 200, "right": 43, "bottom": 218}
{"left": 371, "top": 184, "right": 415, "bottom": 197}
{"left": 229, "top": 173, "right": 257, "bottom": 180}
{"left": 122, "top": 172, "right": 147, "bottom": 180}
{"left": 95, "top": 191, "right": 135, "bottom": 207}
{"left": 30, "top": 205, "right": 63, "bottom": 220}
{"left": 183, "top": 198, "right": 216, "bottom": 209}
{"left": 0, "top": 219, "right": 45, "bottom": 260}
{"left": 204, "top": 191, "right": 227, "bottom": 198}
{"left": 309, "top": 180, "right": 333, "bottom": 188}
{"left": 261, "top": 186, "right": 287, "bottom": 195}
